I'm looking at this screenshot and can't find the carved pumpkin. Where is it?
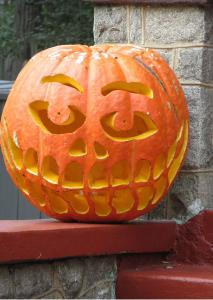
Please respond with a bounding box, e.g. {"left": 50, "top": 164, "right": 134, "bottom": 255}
{"left": 0, "top": 44, "right": 189, "bottom": 222}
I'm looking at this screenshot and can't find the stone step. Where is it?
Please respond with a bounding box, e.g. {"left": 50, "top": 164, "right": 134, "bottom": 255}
{"left": 116, "top": 260, "right": 213, "bottom": 299}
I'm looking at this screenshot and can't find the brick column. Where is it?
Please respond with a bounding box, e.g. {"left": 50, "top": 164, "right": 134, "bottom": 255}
{"left": 88, "top": 0, "right": 213, "bottom": 221}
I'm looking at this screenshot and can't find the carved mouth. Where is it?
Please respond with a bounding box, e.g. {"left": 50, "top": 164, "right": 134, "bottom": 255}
{"left": 1, "top": 117, "right": 188, "bottom": 218}
{"left": 29, "top": 101, "right": 86, "bottom": 134}
{"left": 100, "top": 111, "right": 158, "bottom": 142}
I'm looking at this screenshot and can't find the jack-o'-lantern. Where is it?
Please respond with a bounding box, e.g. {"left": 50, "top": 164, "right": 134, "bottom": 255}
{"left": 0, "top": 44, "right": 189, "bottom": 222}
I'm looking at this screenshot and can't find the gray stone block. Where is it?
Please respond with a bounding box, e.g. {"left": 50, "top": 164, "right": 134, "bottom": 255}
{"left": 94, "top": 6, "right": 128, "bottom": 44}
{"left": 0, "top": 266, "right": 12, "bottom": 298}
{"left": 148, "top": 196, "right": 169, "bottom": 220}
{"left": 79, "top": 256, "right": 116, "bottom": 299}
{"left": 145, "top": 6, "right": 205, "bottom": 44}
{"left": 80, "top": 280, "right": 115, "bottom": 299}
{"left": 39, "top": 289, "right": 65, "bottom": 299}
{"left": 129, "top": 6, "right": 142, "bottom": 44}
{"left": 83, "top": 256, "right": 116, "bottom": 287}
{"left": 175, "top": 48, "right": 213, "bottom": 82}
{"left": 204, "top": 5, "right": 213, "bottom": 44}
{"left": 55, "top": 258, "right": 84, "bottom": 299}
{"left": 168, "top": 171, "right": 213, "bottom": 222}
{"left": 13, "top": 263, "right": 52, "bottom": 298}
{"left": 154, "top": 48, "right": 174, "bottom": 68}
{"left": 183, "top": 86, "right": 213, "bottom": 169}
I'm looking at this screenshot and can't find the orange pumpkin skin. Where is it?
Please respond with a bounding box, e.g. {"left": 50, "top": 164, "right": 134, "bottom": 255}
{"left": 0, "top": 44, "right": 189, "bottom": 222}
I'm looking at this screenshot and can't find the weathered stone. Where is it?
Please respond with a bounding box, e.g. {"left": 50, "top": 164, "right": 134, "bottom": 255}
{"left": 145, "top": 6, "right": 205, "bottom": 44}
{"left": 202, "top": 48, "right": 213, "bottom": 82}
{"left": 176, "top": 48, "right": 213, "bottom": 82}
{"left": 168, "top": 172, "right": 213, "bottom": 222}
{"left": 148, "top": 196, "right": 169, "bottom": 220}
{"left": 183, "top": 86, "right": 213, "bottom": 168}
{"left": 80, "top": 280, "right": 115, "bottom": 299}
{"left": 83, "top": 256, "right": 116, "bottom": 289}
{"left": 129, "top": 6, "right": 142, "bottom": 44}
{"left": 38, "top": 289, "right": 65, "bottom": 299}
{"left": 14, "top": 263, "right": 52, "bottom": 298}
{"left": 55, "top": 258, "right": 84, "bottom": 299}
{"left": 94, "top": 6, "right": 128, "bottom": 43}
{"left": 154, "top": 48, "right": 174, "bottom": 68}
{"left": 0, "top": 266, "right": 12, "bottom": 298}
{"left": 204, "top": 5, "right": 213, "bottom": 44}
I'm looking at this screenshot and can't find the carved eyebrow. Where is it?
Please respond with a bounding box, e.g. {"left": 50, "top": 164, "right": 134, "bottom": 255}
{"left": 41, "top": 74, "right": 84, "bottom": 93}
{"left": 101, "top": 81, "right": 153, "bottom": 99}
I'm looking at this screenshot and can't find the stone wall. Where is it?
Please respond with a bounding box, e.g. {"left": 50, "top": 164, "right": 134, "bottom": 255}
{"left": 0, "top": 256, "right": 116, "bottom": 299}
{"left": 93, "top": 3, "right": 213, "bottom": 222}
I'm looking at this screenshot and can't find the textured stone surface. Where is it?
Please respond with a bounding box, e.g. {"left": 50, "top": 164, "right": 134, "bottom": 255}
{"left": 144, "top": 6, "right": 205, "bottom": 44}
{"left": 94, "top": 6, "right": 128, "bottom": 43}
{"left": 168, "top": 172, "right": 213, "bottom": 222}
{"left": 154, "top": 48, "right": 173, "bottom": 68}
{"left": 0, "top": 256, "right": 117, "bottom": 299}
{"left": 80, "top": 280, "right": 115, "bottom": 299}
{"left": 39, "top": 290, "right": 65, "bottom": 299}
{"left": 83, "top": 256, "right": 116, "bottom": 288}
{"left": 14, "top": 263, "right": 53, "bottom": 298}
{"left": 0, "top": 266, "right": 11, "bottom": 298}
{"left": 55, "top": 258, "right": 84, "bottom": 299}
{"left": 183, "top": 86, "right": 213, "bottom": 169}
{"left": 78, "top": 256, "right": 116, "bottom": 299}
{"left": 129, "top": 5, "right": 142, "bottom": 43}
{"left": 148, "top": 196, "right": 168, "bottom": 220}
{"left": 204, "top": 5, "right": 213, "bottom": 44}
{"left": 175, "top": 48, "right": 213, "bottom": 82}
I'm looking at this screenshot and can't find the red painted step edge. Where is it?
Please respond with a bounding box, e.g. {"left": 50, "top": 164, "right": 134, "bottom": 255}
{"left": 0, "top": 219, "right": 176, "bottom": 264}
{"left": 117, "top": 263, "right": 213, "bottom": 299}
{"left": 116, "top": 210, "right": 213, "bottom": 299}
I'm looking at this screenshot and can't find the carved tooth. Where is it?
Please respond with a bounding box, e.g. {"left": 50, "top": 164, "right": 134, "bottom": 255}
{"left": 89, "top": 162, "right": 108, "bottom": 189}
{"left": 1, "top": 138, "right": 14, "bottom": 170}
{"left": 111, "top": 160, "right": 129, "bottom": 187}
{"left": 168, "top": 121, "right": 189, "bottom": 184}
{"left": 48, "top": 190, "right": 69, "bottom": 214}
{"left": 112, "top": 188, "right": 134, "bottom": 214}
{"left": 92, "top": 191, "right": 111, "bottom": 216}
{"left": 15, "top": 172, "right": 29, "bottom": 195}
{"left": 63, "top": 191, "right": 89, "bottom": 214}
{"left": 167, "top": 122, "right": 184, "bottom": 168}
{"left": 167, "top": 141, "right": 177, "bottom": 168}
{"left": 3, "top": 120, "right": 23, "bottom": 170}
{"left": 13, "top": 131, "right": 19, "bottom": 147}
{"left": 137, "top": 186, "right": 154, "bottom": 210}
{"left": 152, "top": 176, "right": 167, "bottom": 205}
{"left": 41, "top": 156, "right": 59, "bottom": 185}
{"left": 153, "top": 154, "right": 166, "bottom": 180}
{"left": 24, "top": 148, "right": 39, "bottom": 176}
{"left": 62, "top": 161, "right": 83, "bottom": 189}
{"left": 28, "top": 181, "right": 46, "bottom": 207}
{"left": 135, "top": 159, "right": 151, "bottom": 183}
{"left": 7, "top": 132, "right": 23, "bottom": 170}
{"left": 176, "top": 123, "right": 184, "bottom": 143}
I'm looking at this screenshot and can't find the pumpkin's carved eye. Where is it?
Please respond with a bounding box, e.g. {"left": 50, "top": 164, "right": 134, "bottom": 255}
{"left": 101, "top": 81, "right": 153, "bottom": 98}
{"left": 100, "top": 111, "right": 158, "bottom": 142}
{"left": 41, "top": 74, "right": 84, "bottom": 93}
{"left": 29, "top": 101, "right": 86, "bottom": 134}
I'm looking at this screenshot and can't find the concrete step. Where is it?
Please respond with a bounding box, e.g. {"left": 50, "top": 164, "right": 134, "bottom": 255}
{"left": 116, "top": 259, "right": 213, "bottom": 299}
